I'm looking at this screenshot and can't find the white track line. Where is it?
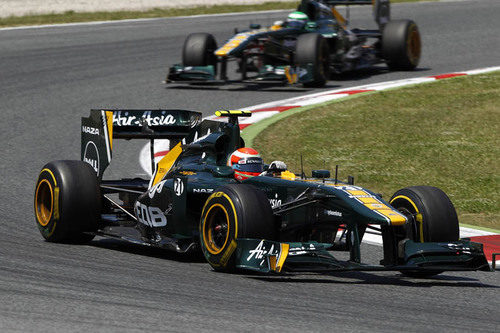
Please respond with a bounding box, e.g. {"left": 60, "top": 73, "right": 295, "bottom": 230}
{"left": 0, "top": 9, "right": 289, "bottom": 31}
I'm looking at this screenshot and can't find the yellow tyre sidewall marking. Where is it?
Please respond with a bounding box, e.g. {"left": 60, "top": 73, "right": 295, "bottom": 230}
{"left": 390, "top": 195, "right": 424, "bottom": 242}
{"left": 40, "top": 168, "right": 57, "bottom": 186}
{"left": 201, "top": 192, "right": 239, "bottom": 264}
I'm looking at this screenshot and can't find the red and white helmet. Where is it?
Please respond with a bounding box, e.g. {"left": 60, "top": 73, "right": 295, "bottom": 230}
{"left": 228, "top": 148, "right": 264, "bottom": 181}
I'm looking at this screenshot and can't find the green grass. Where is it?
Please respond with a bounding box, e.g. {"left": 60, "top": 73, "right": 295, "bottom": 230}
{"left": 0, "top": 0, "right": 429, "bottom": 28}
{"left": 253, "top": 72, "right": 500, "bottom": 229}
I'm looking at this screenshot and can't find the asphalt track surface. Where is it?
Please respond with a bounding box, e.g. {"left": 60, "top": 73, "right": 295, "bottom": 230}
{"left": 1, "top": 0, "right": 499, "bottom": 331}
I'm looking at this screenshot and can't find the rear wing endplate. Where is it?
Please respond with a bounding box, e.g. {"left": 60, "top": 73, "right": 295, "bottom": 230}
{"left": 81, "top": 109, "right": 202, "bottom": 178}
{"left": 322, "top": 0, "right": 390, "bottom": 28}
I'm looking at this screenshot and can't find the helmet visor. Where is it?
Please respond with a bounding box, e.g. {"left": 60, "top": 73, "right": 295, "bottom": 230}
{"left": 286, "top": 20, "right": 306, "bottom": 29}
{"left": 233, "top": 157, "right": 263, "bottom": 173}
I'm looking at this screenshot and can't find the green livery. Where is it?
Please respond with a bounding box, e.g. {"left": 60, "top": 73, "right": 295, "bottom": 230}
{"left": 34, "top": 109, "right": 491, "bottom": 277}
{"left": 166, "top": 0, "right": 421, "bottom": 88}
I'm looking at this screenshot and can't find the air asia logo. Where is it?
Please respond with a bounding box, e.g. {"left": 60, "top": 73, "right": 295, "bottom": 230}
{"left": 247, "top": 240, "right": 279, "bottom": 265}
{"left": 83, "top": 141, "right": 99, "bottom": 175}
{"left": 112, "top": 111, "right": 177, "bottom": 127}
{"left": 269, "top": 193, "right": 281, "bottom": 208}
{"left": 174, "top": 178, "right": 184, "bottom": 196}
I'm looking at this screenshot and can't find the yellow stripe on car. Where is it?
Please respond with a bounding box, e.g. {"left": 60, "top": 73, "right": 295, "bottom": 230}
{"left": 151, "top": 142, "right": 182, "bottom": 186}
{"left": 331, "top": 8, "right": 347, "bottom": 27}
{"left": 276, "top": 243, "right": 290, "bottom": 273}
{"left": 285, "top": 66, "right": 298, "bottom": 84}
{"left": 105, "top": 111, "right": 114, "bottom": 150}
{"left": 349, "top": 189, "right": 407, "bottom": 225}
{"left": 215, "top": 110, "right": 251, "bottom": 117}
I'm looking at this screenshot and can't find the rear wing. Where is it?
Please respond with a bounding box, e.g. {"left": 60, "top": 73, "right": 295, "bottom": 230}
{"left": 81, "top": 109, "right": 207, "bottom": 177}
{"left": 319, "top": 0, "right": 391, "bottom": 28}
{"left": 323, "top": 0, "right": 372, "bottom": 4}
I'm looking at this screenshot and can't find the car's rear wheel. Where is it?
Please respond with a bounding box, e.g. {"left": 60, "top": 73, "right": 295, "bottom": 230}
{"left": 295, "top": 33, "right": 330, "bottom": 87}
{"left": 34, "top": 160, "right": 100, "bottom": 243}
{"left": 382, "top": 19, "right": 421, "bottom": 70}
{"left": 390, "top": 186, "right": 459, "bottom": 277}
{"left": 182, "top": 32, "right": 218, "bottom": 70}
{"left": 199, "top": 184, "right": 275, "bottom": 272}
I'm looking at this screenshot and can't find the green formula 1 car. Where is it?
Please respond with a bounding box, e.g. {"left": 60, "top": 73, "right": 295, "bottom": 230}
{"left": 34, "top": 110, "right": 490, "bottom": 276}
{"left": 166, "top": 0, "right": 421, "bottom": 87}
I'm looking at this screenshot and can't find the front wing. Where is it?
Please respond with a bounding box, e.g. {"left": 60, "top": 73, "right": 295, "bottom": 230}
{"left": 234, "top": 238, "right": 491, "bottom": 274}
{"left": 166, "top": 64, "right": 316, "bottom": 86}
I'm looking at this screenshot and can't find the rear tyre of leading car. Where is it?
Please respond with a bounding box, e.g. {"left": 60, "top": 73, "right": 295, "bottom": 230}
{"left": 390, "top": 185, "right": 459, "bottom": 277}
{"left": 382, "top": 19, "right": 421, "bottom": 70}
{"left": 199, "top": 184, "right": 275, "bottom": 272}
{"left": 34, "top": 160, "right": 100, "bottom": 243}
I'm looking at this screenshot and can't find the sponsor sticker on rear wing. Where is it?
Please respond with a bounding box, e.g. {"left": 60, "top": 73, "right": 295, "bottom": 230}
{"left": 81, "top": 109, "right": 202, "bottom": 178}
{"left": 81, "top": 109, "right": 230, "bottom": 179}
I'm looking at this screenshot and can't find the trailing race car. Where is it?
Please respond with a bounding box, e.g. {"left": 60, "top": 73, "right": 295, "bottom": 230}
{"left": 166, "top": 0, "right": 421, "bottom": 87}
{"left": 34, "top": 109, "right": 490, "bottom": 276}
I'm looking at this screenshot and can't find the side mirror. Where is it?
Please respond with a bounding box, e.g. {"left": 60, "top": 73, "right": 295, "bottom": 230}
{"left": 249, "top": 23, "right": 261, "bottom": 30}
{"left": 312, "top": 169, "right": 330, "bottom": 178}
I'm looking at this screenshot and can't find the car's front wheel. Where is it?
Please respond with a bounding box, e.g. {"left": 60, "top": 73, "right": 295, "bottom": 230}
{"left": 182, "top": 32, "right": 218, "bottom": 70}
{"left": 390, "top": 185, "right": 459, "bottom": 277}
{"left": 199, "top": 184, "right": 275, "bottom": 272}
{"left": 295, "top": 33, "right": 330, "bottom": 87}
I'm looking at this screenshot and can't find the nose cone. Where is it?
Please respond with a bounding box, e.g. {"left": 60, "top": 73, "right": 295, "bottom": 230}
{"left": 325, "top": 185, "right": 408, "bottom": 226}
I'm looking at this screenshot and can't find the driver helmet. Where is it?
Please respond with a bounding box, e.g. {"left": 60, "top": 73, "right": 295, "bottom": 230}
{"left": 286, "top": 11, "right": 309, "bottom": 29}
{"left": 227, "top": 147, "right": 264, "bottom": 181}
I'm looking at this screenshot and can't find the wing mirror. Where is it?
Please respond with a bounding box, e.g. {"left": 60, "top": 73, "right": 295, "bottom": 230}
{"left": 312, "top": 169, "right": 330, "bottom": 178}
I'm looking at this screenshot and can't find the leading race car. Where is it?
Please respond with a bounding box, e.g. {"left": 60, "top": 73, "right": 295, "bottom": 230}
{"left": 166, "top": 0, "right": 421, "bottom": 87}
{"left": 34, "top": 109, "right": 490, "bottom": 276}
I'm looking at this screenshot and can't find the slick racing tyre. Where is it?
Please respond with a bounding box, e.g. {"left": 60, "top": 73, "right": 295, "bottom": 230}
{"left": 34, "top": 160, "right": 101, "bottom": 243}
{"left": 382, "top": 19, "right": 421, "bottom": 70}
{"left": 200, "top": 184, "right": 275, "bottom": 272}
{"left": 295, "top": 33, "right": 330, "bottom": 88}
{"left": 182, "top": 32, "right": 218, "bottom": 70}
{"left": 390, "top": 186, "right": 459, "bottom": 277}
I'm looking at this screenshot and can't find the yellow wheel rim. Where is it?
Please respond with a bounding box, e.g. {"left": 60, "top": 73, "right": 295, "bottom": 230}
{"left": 407, "top": 26, "right": 421, "bottom": 65}
{"left": 203, "top": 203, "right": 230, "bottom": 255}
{"left": 35, "top": 179, "right": 53, "bottom": 227}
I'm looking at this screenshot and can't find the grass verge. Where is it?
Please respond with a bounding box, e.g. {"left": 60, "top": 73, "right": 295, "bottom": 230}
{"left": 252, "top": 71, "right": 500, "bottom": 229}
{"left": 1, "top": 0, "right": 428, "bottom": 28}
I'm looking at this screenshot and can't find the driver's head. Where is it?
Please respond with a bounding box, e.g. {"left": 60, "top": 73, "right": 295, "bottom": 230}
{"left": 227, "top": 147, "right": 263, "bottom": 181}
{"left": 286, "top": 11, "right": 309, "bottom": 29}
